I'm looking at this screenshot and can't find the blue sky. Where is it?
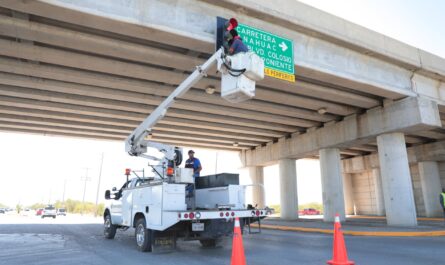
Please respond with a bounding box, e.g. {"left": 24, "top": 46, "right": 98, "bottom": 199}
{"left": 299, "top": 0, "right": 445, "bottom": 58}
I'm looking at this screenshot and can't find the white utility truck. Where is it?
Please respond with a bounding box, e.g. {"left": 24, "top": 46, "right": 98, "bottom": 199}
{"left": 103, "top": 21, "right": 271, "bottom": 252}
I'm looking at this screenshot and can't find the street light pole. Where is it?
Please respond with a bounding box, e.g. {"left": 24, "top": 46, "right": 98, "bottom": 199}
{"left": 95, "top": 153, "right": 104, "bottom": 217}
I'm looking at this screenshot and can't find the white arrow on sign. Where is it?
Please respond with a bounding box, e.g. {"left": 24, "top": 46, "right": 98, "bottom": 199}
{"left": 278, "top": 41, "right": 288, "bottom": 52}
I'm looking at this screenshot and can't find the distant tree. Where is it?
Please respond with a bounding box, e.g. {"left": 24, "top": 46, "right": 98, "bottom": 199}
{"left": 54, "top": 200, "right": 64, "bottom": 209}
{"left": 95, "top": 203, "right": 105, "bottom": 217}
{"left": 16, "top": 204, "right": 22, "bottom": 213}
{"left": 26, "top": 199, "right": 104, "bottom": 215}
{"left": 29, "top": 203, "right": 46, "bottom": 210}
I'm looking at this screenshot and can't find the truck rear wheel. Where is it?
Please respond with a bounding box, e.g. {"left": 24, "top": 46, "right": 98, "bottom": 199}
{"left": 104, "top": 214, "right": 117, "bottom": 239}
{"left": 135, "top": 218, "right": 152, "bottom": 252}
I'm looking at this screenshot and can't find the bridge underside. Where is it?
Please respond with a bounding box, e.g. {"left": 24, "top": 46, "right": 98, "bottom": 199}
{"left": 0, "top": 0, "right": 443, "bottom": 157}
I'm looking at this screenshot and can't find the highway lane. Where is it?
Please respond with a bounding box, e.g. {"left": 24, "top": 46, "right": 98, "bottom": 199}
{"left": 0, "top": 214, "right": 444, "bottom": 265}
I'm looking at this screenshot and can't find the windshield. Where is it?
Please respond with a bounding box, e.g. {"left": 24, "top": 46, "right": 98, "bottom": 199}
{"left": 45, "top": 206, "right": 55, "bottom": 210}
{"left": 58, "top": 209, "right": 66, "bottom": 212}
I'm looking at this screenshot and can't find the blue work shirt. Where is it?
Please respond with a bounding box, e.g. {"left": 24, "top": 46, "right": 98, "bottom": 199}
{"left": 185, "top": 158, "right": 201, "bottom": 178}
{"left": 230, "top": 38, "right": 249, "bottom": 55}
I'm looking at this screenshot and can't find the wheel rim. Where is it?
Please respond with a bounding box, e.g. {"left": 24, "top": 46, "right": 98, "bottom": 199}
{"left": 104, "top": 217, "right": 111, "bottom": 230}
{"left": 136, "top": 224, "right": 145, "bottom": 247}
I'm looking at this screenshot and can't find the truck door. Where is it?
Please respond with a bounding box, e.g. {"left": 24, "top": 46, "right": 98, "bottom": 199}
{"left": 121, "top": 179, "right": 136, "bottom": 227}
{"left": 110, "top": 180, "right": 130, "bottom": 225}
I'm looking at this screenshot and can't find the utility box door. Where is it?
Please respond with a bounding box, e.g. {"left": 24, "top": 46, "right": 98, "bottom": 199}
{"left": 148, "top": 185, "right": 162, "bottom": 226}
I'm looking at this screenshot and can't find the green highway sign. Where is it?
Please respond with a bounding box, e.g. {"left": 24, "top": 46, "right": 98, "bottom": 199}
{"left": 237, "top": 23, "right": 295, "bottom": 82}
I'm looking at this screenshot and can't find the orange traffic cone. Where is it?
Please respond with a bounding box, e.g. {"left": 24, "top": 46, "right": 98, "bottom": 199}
{"left": 327, "top": 214, "right": 355, "bottom": 265}
{"left": 231, "top": 217, "right": 246, "bottom": 265}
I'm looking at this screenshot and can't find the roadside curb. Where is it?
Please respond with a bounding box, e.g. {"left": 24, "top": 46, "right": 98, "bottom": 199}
{"left": 252, "top": 224, "right": 445, "bottom": 237}
{"left": 348, "top": 215, "right": 444, "bottom": 222}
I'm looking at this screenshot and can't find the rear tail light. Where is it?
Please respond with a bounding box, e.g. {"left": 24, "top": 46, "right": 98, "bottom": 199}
{"left": 225, "top": 212, "right": 229, "bottom": 217}
{"left": 167, "top": 167, "right": 174, "bottom": 176}
{"left": 231, "top": 212, "right": 235, "bottom": 217}
{"left": 255, "top": 210, "right": 260, "bottom": 216}
{"left": 184, "top": 213, "right": 189, "bottom": 219}
{"left": 189, "top": 212, "right": 195, "bottom": 219}
{"left": 220, "top": 212, "right": 224, "bottom": 217}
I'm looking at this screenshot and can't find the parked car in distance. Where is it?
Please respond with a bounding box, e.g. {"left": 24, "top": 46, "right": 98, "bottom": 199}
{"left": 0, "top": 208, "right": 5, "bottom": 214}
{"left": 36, "top": 208, "right": 44, "bottom": 216}
{"left": 298, "top": 208, "right": 321, "bottom": 215}
{"left": 57, "top": 208, "right": 66, "bottom": 216}
{"left": 42, "top": 206, "right": 56, "bottom": 219}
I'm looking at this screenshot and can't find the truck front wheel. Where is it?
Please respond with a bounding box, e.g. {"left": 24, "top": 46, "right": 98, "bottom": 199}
{"left": 104, "top": 214, "right": 117, "bottom": 239}
{"left": 135, "top": 218, "right": 152, "bottom": 252}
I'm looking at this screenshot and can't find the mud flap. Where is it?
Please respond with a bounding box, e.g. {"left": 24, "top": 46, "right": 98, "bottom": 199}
{"left": 151, "top": 231, "right": 176, "bottom": 253}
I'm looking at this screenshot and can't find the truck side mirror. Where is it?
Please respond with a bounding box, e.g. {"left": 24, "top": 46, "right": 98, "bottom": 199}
{"left": 112, "top": 187, "right": 117, "bottom": 191}
{"left": 105, "top": 190, "right": 111, "bottom": 200}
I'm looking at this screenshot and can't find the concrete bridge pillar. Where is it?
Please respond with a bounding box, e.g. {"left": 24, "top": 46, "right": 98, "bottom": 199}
{"left": 320, "top": 148, "right": 346, "bottom": 222}
{"left": 342, "top": 173, "right": 354, "bottom": 215}
{"left": 371, "top": 168, "right": 386, "bottom": 216}
{"left": 418, "top": 161, "right": 443, "bottom": 217}
{"left": 248, "top": 166, "right": 265, "bottom": 208}
{"left": 279, "top": 159, "right": 298, "bottom": 220}
{"left": 377, "top": 133, "right": 417, "bottom": 226}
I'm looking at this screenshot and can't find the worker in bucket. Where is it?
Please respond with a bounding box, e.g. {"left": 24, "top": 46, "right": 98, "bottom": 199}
{"left": 440, "top": 188, "right": 445, "bottom": 223}
{"left": 228, "top": 29, "right": 249, "bottom": 55}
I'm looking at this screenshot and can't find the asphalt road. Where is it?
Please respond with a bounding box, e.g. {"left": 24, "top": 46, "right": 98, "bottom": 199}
{"left": 0, "top": 214, "right": 444, "bottom": 265}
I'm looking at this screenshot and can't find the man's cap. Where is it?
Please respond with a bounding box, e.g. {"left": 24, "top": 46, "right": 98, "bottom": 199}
{"left": 188, "top": 150, "right": 195, "bottom": 154}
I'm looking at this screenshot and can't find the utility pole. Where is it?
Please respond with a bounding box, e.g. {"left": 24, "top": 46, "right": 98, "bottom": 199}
{"left": 95, "top": 153, "right": 104, "bottom": 217}
{"left": 214, "top": 151, "right": 218, "bottom": 175}
{"left": 62, "top": 179, "right": 67, "bottom": 205}
{"left": 81, "top": 168, "right": 91, "bottom": 215}
{"left": 48, "top": 187, "right": 52, "bottom": 205}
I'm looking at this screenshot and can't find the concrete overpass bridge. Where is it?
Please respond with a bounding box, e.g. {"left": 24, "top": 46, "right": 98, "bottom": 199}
{"left": 0, "top": 0, "right": 444, "bottom": 226}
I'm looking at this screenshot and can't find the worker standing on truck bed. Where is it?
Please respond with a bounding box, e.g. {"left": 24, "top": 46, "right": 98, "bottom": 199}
{"left": 185, "top": 150, "right": 202, "bottom": 178}
{"left": 185, "top": 150, "right": 202, "bottom": 208}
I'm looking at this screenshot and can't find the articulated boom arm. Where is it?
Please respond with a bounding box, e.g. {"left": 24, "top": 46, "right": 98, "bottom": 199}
{"left": 125, "top": 48, "right": 224, "bottom": 159}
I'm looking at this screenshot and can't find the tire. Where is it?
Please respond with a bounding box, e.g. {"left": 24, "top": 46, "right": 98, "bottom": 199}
{"left": 135, "top": 218, "right": 152, "bottom": 252}
{"left": 104, "top": 214, "right": 117, "bottom": 239}
{"left": 53, "top": 216, "right": 56, "bottom": 219}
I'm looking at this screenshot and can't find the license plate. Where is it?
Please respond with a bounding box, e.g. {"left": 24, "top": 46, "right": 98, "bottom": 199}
{"left": 192, "top": 222, "right": 204, "bottom": 231}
